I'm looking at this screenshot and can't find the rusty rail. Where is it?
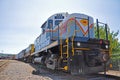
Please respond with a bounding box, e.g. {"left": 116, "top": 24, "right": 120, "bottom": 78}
{"left": 0, "top": 60, "right": 9, "bottom": 71}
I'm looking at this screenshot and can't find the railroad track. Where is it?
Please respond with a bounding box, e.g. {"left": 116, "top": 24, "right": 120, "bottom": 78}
{"left": 85, "top": 74, "right": 120, "bottom": 80}
{"left": 31, "top": 63, "right": 120, "bottom": 80}
{"left": 0, "top": 60, "right": 9, "bottom": 72}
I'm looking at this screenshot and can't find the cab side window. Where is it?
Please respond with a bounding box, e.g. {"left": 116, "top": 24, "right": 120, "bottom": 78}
{"left": 48, "top": 19, "right": 53, "bottom": 29}
{"left": 55, "top": 20, "right": 62, "bottom": 26}
{"left": 41, "top": 22, "right": 47, "bottom": 34}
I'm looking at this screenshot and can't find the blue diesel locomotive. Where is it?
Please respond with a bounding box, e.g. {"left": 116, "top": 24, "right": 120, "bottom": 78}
{"left": 18, "top": 12, "right": 110, "bottom": 75}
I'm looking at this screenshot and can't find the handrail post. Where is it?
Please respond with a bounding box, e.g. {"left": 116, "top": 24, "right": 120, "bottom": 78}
{"left": 96, "top": 19, "right": 100, "bottom": 39}
{"left": 58, "top": 25, "right": 60, "bottom": 44}
{"left": 105, "top": 24, "right": 108, "bottom": 40}
{"left": 88, "top": 17, "right": 90, "bottom": 38}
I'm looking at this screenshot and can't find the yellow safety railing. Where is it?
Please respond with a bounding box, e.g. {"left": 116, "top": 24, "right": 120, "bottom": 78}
{"left": 60, "top": 37, "right": 63, "bottom": 59}
{"left": 66, "top": 38, "right": 69, "bottom": 58}
{"left": 72, "top": 30, "right": 80, "bottom": 56}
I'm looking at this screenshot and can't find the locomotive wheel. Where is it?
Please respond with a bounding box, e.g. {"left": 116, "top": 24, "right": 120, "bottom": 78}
{"left": 45, "top": 54, "right": 58, "bottom": 70}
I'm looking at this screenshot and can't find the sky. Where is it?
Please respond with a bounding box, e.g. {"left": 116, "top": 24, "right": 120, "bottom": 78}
{"left": 0, "top": 0, "right": 120, "bottom": 54}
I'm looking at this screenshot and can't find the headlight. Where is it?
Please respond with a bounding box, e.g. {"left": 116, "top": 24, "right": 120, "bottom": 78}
{"left": 77, "top": 42, "right": 81, "bottom": 46}
{"left": 105, "top": 45, "right": 108, "bottom": 49}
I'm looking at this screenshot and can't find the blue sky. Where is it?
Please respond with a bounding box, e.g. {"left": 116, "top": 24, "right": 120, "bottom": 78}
{"left": 0, "top": 0, "right": 120, "bottom": 54}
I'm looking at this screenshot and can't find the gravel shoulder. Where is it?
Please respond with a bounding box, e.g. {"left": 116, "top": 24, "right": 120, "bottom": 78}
{"left": 0, "top": 60, "right": 86, "bottom": 80}
{"left": 0, "top": 60, "right": 52, "bottom": 80}
{"left": 0, "top": 60, "right": 9, "bottom": 72}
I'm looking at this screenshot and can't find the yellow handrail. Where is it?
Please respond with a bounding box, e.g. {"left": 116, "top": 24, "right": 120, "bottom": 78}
{"left": 72, "top": 30, "right": 80, "bottom": 56}
{"left": 60, "top": 37, "right": 63, "bottom": 59}
{"left": 66, "top": 38, "right": 69, "bottom": 58}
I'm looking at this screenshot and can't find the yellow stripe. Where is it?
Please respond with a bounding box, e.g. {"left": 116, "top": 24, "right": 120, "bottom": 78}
{"left": 74, "top": 48, "right": 90, "bottom": 50}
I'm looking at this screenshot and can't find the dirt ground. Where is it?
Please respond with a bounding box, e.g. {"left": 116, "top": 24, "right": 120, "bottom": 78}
{"left": 0, "top": 60, "right": 85, "bottom": 80}
{"left": 0, "top": 60, "right": 119, "bottom": 80}
{"left": 104, "top": 70, "right": 120, "bottom": 77}
{"left": 0, "top": 60, "right": 53, "bottom": 80}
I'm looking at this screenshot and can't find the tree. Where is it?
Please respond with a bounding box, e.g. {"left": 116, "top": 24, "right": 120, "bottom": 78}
{"left": 94, "top": 24, "right": 120, "bottom": 59}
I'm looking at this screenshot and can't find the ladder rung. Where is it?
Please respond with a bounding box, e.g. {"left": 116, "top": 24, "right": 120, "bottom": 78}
{"left": 63, "top": 52, "right": 67, "bottom": 54}
{"left": 63, "top": 45, "right": 68, "bottom": 47}
{"left": 63, "top": 60, "right": 67, "bottom": 62}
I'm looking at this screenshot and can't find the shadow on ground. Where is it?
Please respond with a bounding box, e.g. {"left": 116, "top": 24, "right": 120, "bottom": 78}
{"left": 29, "top": 63, "right": 120, "bottom": 80}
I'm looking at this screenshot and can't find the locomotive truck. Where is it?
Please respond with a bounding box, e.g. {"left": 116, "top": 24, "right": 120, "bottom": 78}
{"left": 17, "top": 12, "right": 110, "bottom": 75}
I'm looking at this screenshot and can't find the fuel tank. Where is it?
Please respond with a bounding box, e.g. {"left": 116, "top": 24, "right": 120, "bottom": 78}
{"left": 34, "top": 56, "right": 46, "bottom": 64}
